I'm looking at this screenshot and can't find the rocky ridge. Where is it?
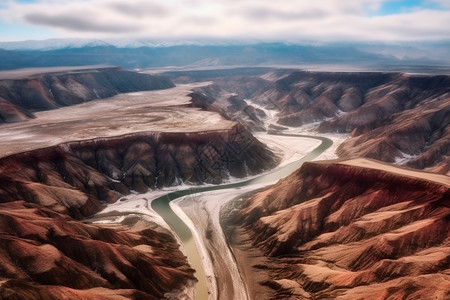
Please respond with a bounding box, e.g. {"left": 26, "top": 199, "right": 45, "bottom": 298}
{"left": 0, "top": 201, "right": 195, "bottom": 300}
{"left": 0, "top": 66, "right": 174, "bottom": 123}
{"left": 226, "top": 159, "right": 450, "bottom": 299}
{"left": 257, "top": 72, "right": 450, "bottom": 174}
{"left": 189, "top": 84, "right": 267, "bottom": 132}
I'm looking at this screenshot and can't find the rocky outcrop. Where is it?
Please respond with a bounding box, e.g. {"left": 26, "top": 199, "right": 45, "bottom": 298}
{"left": 190, "top": 84, "right": 267, "bottom": 131}
{"left": 227, "top": 159, "right": 450, "bottom": 299}
{"left": 254, "top": 71, "right": 394, "bottom": 126}
{"left": 0, "top": 66, "right": 174, "bottom": 123}
{"left": 260, "top": 72, "right": 450, "bottom": 173}
{"left": 0, "top": 201, "right": 195, "bottom": 299}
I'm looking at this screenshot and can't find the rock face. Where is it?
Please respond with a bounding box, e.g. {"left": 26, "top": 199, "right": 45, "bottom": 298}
{"left": 0, "top": 66, "right": 174, "bottom": 123}
{"left": 227, "top": 159, "right": 450, "bottom": 299}
{"left": 336, "top": 99, "right": 450, "bottom": 174}
{"left": 261, "top": 72, "right": 450, "bottom": 174}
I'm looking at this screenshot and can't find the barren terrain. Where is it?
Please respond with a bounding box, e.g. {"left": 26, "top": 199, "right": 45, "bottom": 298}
{"left": 0, "top": 82, "right": 235, "bottom": 157}
{"left": 0, "top": 71, "right": 278, "bottom": 299}
{"left": 0, "top": 65, "right": 449, "bottom": 299}
{"left": 228, "top": 158, "right": 449, "bottom": 299}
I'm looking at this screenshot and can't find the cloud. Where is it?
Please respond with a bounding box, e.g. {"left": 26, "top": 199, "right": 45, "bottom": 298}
{"left": 1, "top": 0, "right": 449, "bottom": 41}
{"left": 109, "top": 1, "right": 169, "bottom": 18}
{"left": 25, "top": 13, "right": 138, "bottom": 33}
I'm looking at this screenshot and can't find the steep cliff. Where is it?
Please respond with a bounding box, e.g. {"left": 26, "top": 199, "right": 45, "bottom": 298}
{"left": 336, "top": 100, "right": 450, "bottom": 174}
{"left": 226, "top": 159, "right": 450, "bottom": 299}
{"left": 0, "top": 66, "right": 174, "bottom": 122}
{"left": 264, "top": 72, "right": 450, "bottom": 174}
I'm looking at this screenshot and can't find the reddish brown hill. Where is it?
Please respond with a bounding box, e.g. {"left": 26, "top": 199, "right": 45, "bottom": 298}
{"left": 0, "top": 66, "right": 174, "bottom": 123}
{"left": 0, "top": 201, "right": 194, "bottom": 299}
{"left": 0, "top": 123, "right": 276, "bottom": 219}
{"left": 226, "top": 159, "right": 450, "bottom": 299}
{"left": 337, "top": 101, "right": 449, "bottom": 172}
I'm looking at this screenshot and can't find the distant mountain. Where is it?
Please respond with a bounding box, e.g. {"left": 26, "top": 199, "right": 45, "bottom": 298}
{"left": 0, "top": 38, "right": 111, "bottom": 51}
{"left": 0, "top": 39, "right": 449, "bottom": 71}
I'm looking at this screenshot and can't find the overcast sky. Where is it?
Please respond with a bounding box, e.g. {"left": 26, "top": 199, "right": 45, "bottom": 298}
{"left": 0, "top": 0, "right": 449, "bottom": 42}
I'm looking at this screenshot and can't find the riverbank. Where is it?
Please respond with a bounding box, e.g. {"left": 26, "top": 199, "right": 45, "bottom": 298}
{"left": 90, "top": 129, "right": 345, "bottom": 299}
{"left": 168, "top": 131, "right": 343, "bottom": 299}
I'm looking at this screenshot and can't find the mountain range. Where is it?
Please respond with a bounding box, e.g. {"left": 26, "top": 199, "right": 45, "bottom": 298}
{"left": 1, "top": 39, "right": 449, "bottom": 71}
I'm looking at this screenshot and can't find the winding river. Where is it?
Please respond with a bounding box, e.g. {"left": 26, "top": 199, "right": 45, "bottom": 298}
{"left": 151, "top": 133, "right": 333, "bottom": 299}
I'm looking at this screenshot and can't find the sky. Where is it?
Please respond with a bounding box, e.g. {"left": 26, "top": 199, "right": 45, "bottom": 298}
{"left": 0, "top": 0, "right": 449, "bottom": 43}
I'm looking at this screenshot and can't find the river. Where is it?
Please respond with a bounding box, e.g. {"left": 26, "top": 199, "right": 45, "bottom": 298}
{"left": 151, "top": 133, "right": 333, "bottom": 299}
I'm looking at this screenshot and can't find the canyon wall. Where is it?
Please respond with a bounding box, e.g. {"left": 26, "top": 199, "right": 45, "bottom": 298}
{"left": 189, "top": 84, "right": 267, "bottom": 132}
{"left": 258, "top": 72, "right": 450, "bottom": 173}
{"left": 226, "top": 159, "right": 449, "bottom": 299}
{"left": 0, "top": 66, "right": 174, "bottom": 122}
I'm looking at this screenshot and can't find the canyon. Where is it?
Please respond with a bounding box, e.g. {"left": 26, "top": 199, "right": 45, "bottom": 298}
{"left": 0, "top": 65, "right": 448, "bottom": 299}
{"left": 0, "top": 67, "right": 277, "bottom": 298}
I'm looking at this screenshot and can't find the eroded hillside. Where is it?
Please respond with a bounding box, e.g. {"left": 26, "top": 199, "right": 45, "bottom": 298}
{"left": 225, "top": 159, "right": 450, "bottom": 299}
{"left": 176, "top": 69, "right": 450, "bottom": 174}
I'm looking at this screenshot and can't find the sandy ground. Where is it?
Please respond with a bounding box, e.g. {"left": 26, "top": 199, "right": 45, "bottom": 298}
{"left": 341, "top": 158, "right": 450, "bottom": 187}
{"left": 0, "top": 82, "right": 236, "bottom": 157}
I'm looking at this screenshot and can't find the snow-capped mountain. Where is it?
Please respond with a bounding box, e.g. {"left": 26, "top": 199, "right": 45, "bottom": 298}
{"left": 0, "top": 38, "right": 111, "bottom": 51}
{"left": 0, "top": 38, "right": 229, "bottom": 50}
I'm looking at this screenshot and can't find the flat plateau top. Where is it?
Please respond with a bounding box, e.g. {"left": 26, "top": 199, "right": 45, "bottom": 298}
{"left": 0, "top": 82, "right": 235, "bottom": 157}
{"left": 339, "top": 158, "right": 450, "bottom": 187}
{"left": 0, "top": 65, "right": 117, "bottom": 80}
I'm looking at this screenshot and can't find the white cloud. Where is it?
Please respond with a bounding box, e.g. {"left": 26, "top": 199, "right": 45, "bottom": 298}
{"left": 1, "top": 0, "right": 449, "bottom": 41}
